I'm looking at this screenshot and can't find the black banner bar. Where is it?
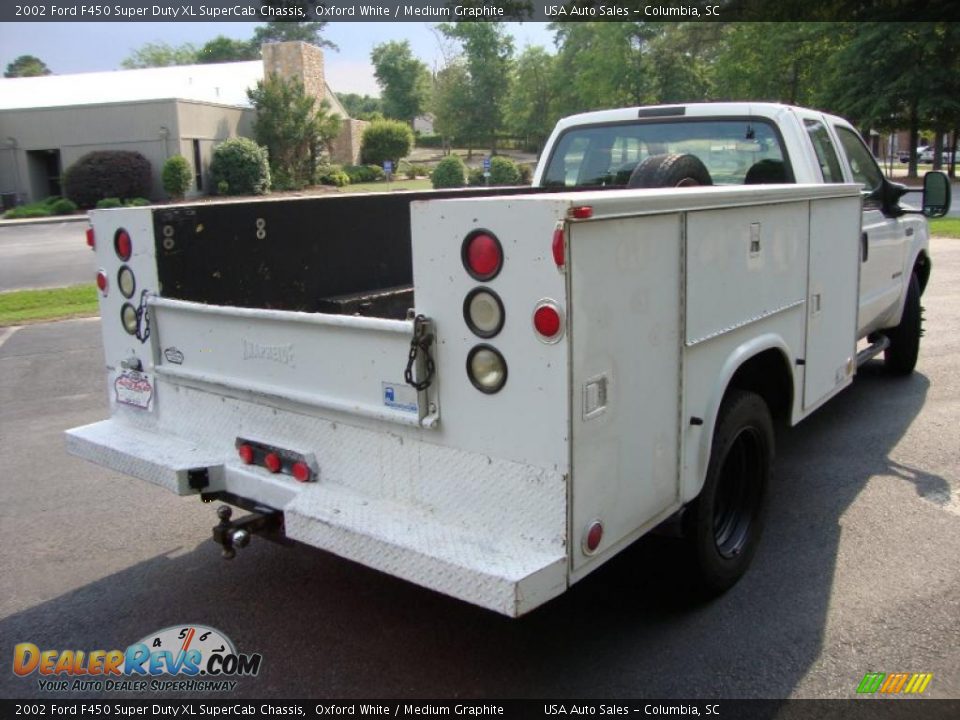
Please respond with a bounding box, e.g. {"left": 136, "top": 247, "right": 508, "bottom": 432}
{"left": 2, "top": 700, "right": 960, "bottom": 719}
{"left": 1, "top": 0, "right": 958, "bottom": 23}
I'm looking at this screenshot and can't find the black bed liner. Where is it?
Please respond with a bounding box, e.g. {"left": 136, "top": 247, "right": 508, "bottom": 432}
{"left": 152, "top": 187, "right": 551, "bottom": 318}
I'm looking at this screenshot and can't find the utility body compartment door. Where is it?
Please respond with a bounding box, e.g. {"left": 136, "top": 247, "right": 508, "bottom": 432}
{"left": 568, "top": 214, "right": 682, "bottom": 572}
{"left": 803, "top": 196, "right": 861, "bottom": 409}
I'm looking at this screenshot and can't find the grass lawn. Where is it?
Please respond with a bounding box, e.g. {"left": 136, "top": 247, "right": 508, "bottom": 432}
{"left": 336, "top": 178, "right": 433, "bottom": 193}
{"left": 0, "top": 284, "right": 99, "bottom": 326}
{"left": 929, "top": 217, "right": 960, "bottom": 238}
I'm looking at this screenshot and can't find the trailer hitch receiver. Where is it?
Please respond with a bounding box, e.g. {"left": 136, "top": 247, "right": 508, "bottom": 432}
{"left": 212, "top": 504, "right": 284, "bottom": 559}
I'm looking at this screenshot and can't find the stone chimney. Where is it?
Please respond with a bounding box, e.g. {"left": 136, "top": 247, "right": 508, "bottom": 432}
{"left": 260, "top": 42, "right": 327, "bottom": 107}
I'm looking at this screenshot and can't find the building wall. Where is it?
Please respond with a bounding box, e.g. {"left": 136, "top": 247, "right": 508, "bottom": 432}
{"left": 175, "top": 101, "right": 255, "bottom": 195}
{"left": 331, "top": 119, "right": 369, "bottom": 166}
{"left": 0, "top": 99, "right": 254, "bottom": 202}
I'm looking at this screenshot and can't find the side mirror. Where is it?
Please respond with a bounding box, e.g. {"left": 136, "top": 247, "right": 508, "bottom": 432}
{"left": 923, "top": 171, "right": 951, "bottom": 218}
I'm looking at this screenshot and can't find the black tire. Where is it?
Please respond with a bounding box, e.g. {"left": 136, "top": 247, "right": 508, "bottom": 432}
{"left": 883, "top": 272, "right": 922, "bottom": 376}
{"left": 627, "top": 153, "right": 713, "bottom": 189}
{"left": 683, "top": 389, "right": 773, "bottom": 596}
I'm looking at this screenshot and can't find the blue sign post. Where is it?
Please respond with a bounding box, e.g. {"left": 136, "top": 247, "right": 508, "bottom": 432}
{"left": 383, "top": 160, "right": 394, "bottom": 183}
{"left": 483, "top": 156, "right": 491, "bottom": 185}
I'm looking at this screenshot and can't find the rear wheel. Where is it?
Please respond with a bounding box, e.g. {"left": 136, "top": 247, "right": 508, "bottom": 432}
{"left": 683, "top": 390, "right": 773, "bottom": 596}
{"left": 883, "top": 272, "right": 922, "bottom": 376}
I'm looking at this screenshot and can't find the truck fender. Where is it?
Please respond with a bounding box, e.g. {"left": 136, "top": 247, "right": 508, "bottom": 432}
{"left": 683, "top": 334, "right": 795, "bottom": 504}
{"left": 885, "top": 245, "right": 931, "bottom": 332}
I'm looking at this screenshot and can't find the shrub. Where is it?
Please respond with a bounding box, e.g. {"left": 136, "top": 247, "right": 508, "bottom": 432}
{"left": 406, "top": 164, "right": 430, "bottom": 179}
{"left": 489, "top": 156, "right": 521, "bottom": 186}
{"left": 63, "top": 151, "right": 152, "bottom": 209}
{"left": 42, "top": 195, "right": 63, "bottom": 207}
{"left": 50, "top": 198, "right": 78, "bottom": 215}
{"left": 3, "top": 205, "right": 50, "bottom": 219}
{"left": 467, "top": 167, "right": 487, "bottom": 187}
{"left": 162, "top": 155, "right": 193, "bottom": 200}
{"left": 317, "top": 165, "right": 351, "bottom": 187}
{"left": 360, "top": 120, "right": 415, "bottom": 167}
{"left": 415, "top": 134, "right": 444, "bottom": 148}
{"left": 209, "top": 138, "right": 270, "bottom": 196}
{"left": 517, "top": 163, "right": 534, "bottom": 185}
{"left": 344, "top": 164, "right": 386, "bottom": 184}
{"left": 431, "top": 156, "right": 466, "bottom": 189}
{"left": 96, "top": 198, "right": 123, "bottom": 209}
{"left": 125, "top": 197, "right": 151, "bottom": 207}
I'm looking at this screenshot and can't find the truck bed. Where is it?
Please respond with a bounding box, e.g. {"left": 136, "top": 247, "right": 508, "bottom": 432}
{"left": 153, "top": 187, "right": 551, "bottom": 318}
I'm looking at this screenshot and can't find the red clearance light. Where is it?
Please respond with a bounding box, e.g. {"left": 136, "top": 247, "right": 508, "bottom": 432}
{"left": 238, "top": 444, "right": 255, "bottom": 465}
{"left": 291, "top": 462, "right": 312, "bottom": 483}
{"left": 584, "top": 521, "right": 603, "bottom": 554}
{"left": 533, "top": 301, "right": 564, "bottom": 343}
{"left": 86, "top": 228, "right": 96, "bottom": 249}
{"left": 95, "top": 270, "right": 108, "bottom": 294}
{"left": 114, "top": 229, "right": 132, "bottom": 261}
{"left": 551, "top": 227, "right": 565, "bottom": 268}
{"left": 461, "top": 230, "right": 503, "bottom": 281}
{"left": 571, "top": 206, "right": 593, "bottom": 220}
{"left": 264, "top": 453, "right": 282, "bottom": 473}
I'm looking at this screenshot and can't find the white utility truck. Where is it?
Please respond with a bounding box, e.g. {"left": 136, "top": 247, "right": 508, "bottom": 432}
{"left": 67, "top": 103, "right": 951, "bottom": 616}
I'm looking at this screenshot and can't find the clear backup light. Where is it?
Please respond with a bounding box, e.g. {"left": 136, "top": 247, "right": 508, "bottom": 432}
{"left": 461, "top": 230, "right": 503, "bottom": 281}
{"left": 117, "top": 266, "right": 136, "bottom": 298}
{"left": 466, "top": 345, "right": 508, "bottom": 394}
{"left": 120, "top": 303, "right": 138, "bottom": 335}
{"left": 463, "top": 288, "right": 505, "bottom": 338}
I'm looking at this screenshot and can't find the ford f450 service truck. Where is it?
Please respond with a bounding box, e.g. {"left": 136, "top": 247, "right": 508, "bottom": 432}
{"left": 67, "top": 103, "right": 951, "bottom": 616}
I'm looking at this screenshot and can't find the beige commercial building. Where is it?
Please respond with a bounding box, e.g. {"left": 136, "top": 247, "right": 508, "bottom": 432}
{"left": 0, "top": 42, "right": 366, "bottom": 206}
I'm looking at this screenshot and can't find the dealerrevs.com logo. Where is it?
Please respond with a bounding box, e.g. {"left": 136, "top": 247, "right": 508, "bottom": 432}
{"left": 13, "top": 625, "right": 262, "bottom": 693}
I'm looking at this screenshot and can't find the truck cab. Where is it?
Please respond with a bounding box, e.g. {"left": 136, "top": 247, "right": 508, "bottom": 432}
{"left": 534, "top": 102, "right": 935, "bottom": 346}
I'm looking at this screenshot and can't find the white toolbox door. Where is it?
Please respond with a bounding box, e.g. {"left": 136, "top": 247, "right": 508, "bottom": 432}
{"left": 569, "top": 214, "right": 682, "bottom": 571}
{"left": 804, "top": 196, "right": 861, "bottom": 409}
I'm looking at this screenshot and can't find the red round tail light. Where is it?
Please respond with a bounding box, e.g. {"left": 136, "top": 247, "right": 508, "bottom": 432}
{"left": 114, "top": 229, "right": 132, "bottom": 261}
{"left": 264, "top": 453, "right": 282, "bottom": 473}
{"left": 95, "top": 270, "right": 108, "bottom": 295}
{"left": 533, "top": 301, "right": 563, "bottom": 342}
{"left": 291, "top": 462, "right": 312, "bottom": 483}
{"left": 462, "top": 231, "right": 503, "bottom": 281}
{"left": 238, "top": 444, "right": 255, "bottom": 465}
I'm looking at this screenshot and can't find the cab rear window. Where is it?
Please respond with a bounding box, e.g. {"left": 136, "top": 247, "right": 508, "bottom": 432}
{"left": 542, "top": 119, "right": 791, "bottom": 189}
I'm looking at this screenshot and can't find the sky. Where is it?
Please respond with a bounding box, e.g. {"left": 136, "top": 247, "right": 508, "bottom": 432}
{"left": 0, "top": 22, "right": 557, "bottom": 96}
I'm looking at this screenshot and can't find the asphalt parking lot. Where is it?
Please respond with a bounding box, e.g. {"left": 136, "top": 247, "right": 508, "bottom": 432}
{"left": 1, "top": 238, "right": 958, "bottom": 700}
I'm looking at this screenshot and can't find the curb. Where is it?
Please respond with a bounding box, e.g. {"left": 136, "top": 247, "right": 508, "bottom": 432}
{"left": 0, "top": 215, "right": 89, "bottom": 228}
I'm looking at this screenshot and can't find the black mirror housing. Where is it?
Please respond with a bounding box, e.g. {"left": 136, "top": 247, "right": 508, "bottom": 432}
{"left": 923, "top": 171, "right": 951, "bottom": 218}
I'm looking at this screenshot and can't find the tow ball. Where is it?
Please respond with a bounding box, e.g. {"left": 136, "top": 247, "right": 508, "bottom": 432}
{"left": 212, "top": 504, "right": 284, "bottom": 559}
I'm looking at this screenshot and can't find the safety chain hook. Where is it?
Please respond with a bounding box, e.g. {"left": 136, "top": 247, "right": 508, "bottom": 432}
{"left": 404, "top": 314, "right": 435, "bottom": 391}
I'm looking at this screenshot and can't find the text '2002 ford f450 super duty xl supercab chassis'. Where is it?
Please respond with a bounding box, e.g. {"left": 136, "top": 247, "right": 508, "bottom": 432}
{"left": 66, "top": 103, "right": 951, "bottom": 617}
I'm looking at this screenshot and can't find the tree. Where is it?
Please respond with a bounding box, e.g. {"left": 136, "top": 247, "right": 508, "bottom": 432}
{"left": 197, "top": 36, "right": 259, "bottom": 64}
{"left": 4, "top": 54, "right": 51, "bottom": 78}
{"left": 438, "top": 23, "right": 514, "bottom": 153}
{"left": 336, "top": 93, "right": 383, "bottom": 120}
{"left": 822, "top": 22, "right": 960, "bottom": 177}
{"left": 431, "top": 61, "right": 473, "bottom": 152}
{"left": 121, "top": 41, "right": 198, "bottom": 69}
{"left": 711, "top": 23, "right": 838, "bottom": 107}
{"left": 248, "top": 75, "right": 341, "bottom": 190}
{"left": 550, "top": 23, "right": 655, "bottom": 114}
{"left": 251, "top": 16, "right": 337, "bottom": 50}
{"left": 370, "top": 41, "right": 432, "bottom": 125}
{"left": 505, "top": 46, "right": 557, "bottom": 153}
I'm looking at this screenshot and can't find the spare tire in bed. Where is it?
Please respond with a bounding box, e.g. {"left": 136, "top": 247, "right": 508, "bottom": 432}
{"left": 627, "top": 153, "right": 713, "bottom": 188}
